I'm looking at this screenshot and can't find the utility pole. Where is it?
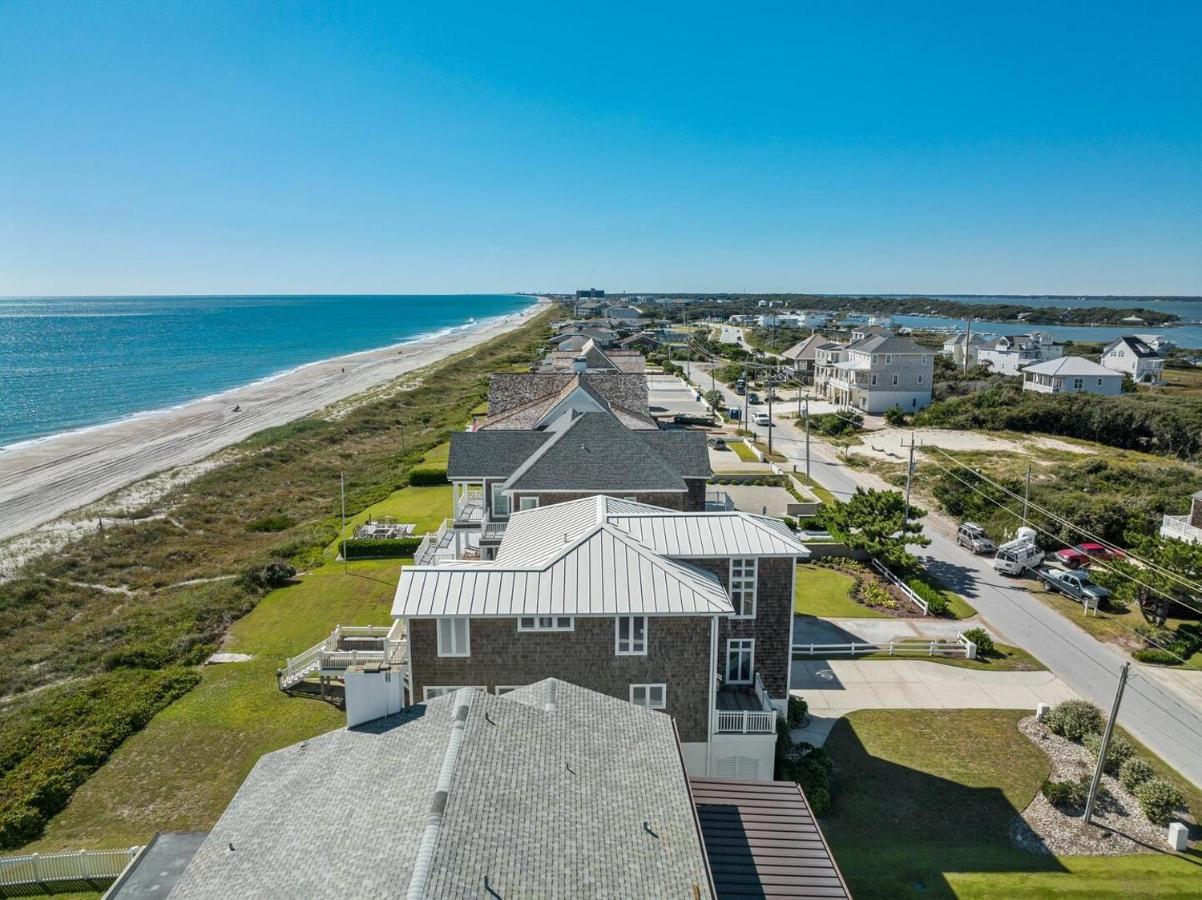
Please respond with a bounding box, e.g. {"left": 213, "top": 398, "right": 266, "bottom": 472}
{"left": 767, "top": 387, "right": 774, "bottom": 457}
{"left": 1084, "top": 662, "right": 1130, "bottom": 824}
{"left": 964, "top": 318, "right": 973, "bottom": 373}
{"left": 340, "top": 473, "right": 348, "bottom": 573}
{"left": 804, "top": 397, "right": 811, "bottom": 480}
{"left": 1023, "top": 462, "right": 1032, "bottom": 528}
{"left": 742, "top": 371, "right": 749, "bottom": 432}
{"left": 903, "top": 432, "right": 916, "bottom": 522}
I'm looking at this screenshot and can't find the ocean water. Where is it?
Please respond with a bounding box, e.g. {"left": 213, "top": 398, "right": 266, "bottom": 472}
{"left": 0, "top": 294, "right": 534, "bottom": 447}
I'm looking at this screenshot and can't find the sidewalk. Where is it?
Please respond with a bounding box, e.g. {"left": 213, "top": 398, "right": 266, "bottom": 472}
{"left": 789, "top": 658, "right": 1076, "bottom": 746}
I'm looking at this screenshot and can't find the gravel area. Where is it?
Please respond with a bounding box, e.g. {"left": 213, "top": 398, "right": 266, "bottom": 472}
{"left": 1010, "top": 715, "right": 1176, "bottom": 855}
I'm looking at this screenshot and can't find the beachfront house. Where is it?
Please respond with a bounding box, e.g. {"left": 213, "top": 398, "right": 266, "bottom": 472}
{"left": 978, "top": 332, "right": 1064, "bottom": 376}
{"left": 1135, "top": 333, "right": 1175, "bottom": 355}
{"left": 387, "top": 496, "right": 809, "bottom": 780}
{"left": 1101, "top": 335, "right": 1165, "bottom": 385}
{"left": 442, "top": 410, "right": 711, "bottom": 561}
{"left": 813, "top": 334, "right": 934, "bottom": 413}
{"left": 1021, "top": 356, "right": 1123, "bottom": 396}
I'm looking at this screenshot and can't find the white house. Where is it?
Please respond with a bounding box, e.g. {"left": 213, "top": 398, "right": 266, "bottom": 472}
{"left": 1021, "top": 356, "right": 1123, "bottom": 396}
{"left": 978, "top": 333, "right": 1064, "bottom": 376}
{"left": 941, "top": 332, "right": 989, "bottom": 368}
{"left": 1135, "top": 334, "right": 1175, "bottom": 355}
{"left": 1101, "top": 336, "right": 1164, "bottom": 384}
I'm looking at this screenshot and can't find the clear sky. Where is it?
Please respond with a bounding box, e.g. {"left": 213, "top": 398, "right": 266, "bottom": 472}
{"left": 1, "top": 1, "right": 1199, "bottom": 296}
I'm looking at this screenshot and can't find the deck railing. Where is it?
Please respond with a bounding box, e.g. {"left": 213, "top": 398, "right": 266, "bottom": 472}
{"left": 0, "top": 846, "right": 142, "bottom": 892}
{"left": 1161, "top": 514, "right": 1202, "bottom": 545}
{"left": 714, "top": 671, "right": 778, "bottom": 734}
{"left": 279, "top": 625, "right": 406, "bottom": 689}
{"left": 414, "top": 519, "right": 456, "bottom": 566}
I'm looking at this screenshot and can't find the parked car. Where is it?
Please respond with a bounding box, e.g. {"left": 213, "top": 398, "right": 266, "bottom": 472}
{"left": 707, "top": 436, "right": 728, "bottom": 450}
{"left": 1054, "top": 542, "right": 1126, "bottom": 569}
{"left": 747, "top": 392, "right": 761, "bottom": 405}
{"left": 752, "top": 411, "right": 772, "bottom": 427}
{"left": 956, "top": 522, "right": 996, "bottom": 554}
{"left": 1036, "top": 566, "right": 1111, "bottom": 607}
{"left": 734, "top": 382, "right": 746, "bottom": 396}
{"left": 993, "top": 527, "right": 1043, "bottom": 576}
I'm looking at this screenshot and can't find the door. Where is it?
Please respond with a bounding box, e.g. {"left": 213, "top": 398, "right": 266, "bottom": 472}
{"left": 726, "top": 638, "right": 754, "bottom": 684}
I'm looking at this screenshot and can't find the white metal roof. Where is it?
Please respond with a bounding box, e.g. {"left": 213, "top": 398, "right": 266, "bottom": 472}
{"left": 392, "top": 523, "right": 733, "bottom": 618}
{"left": 1022, "top": 356, "right": 1121, "bottom": 377}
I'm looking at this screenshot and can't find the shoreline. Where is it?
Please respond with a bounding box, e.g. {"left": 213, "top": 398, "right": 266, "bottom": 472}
{"left": 0, "top": 298, "right": 550, "bottom": 543}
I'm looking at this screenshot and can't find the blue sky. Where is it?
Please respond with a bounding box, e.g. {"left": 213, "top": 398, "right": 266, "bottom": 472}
{"left": 1, "top": 1, "right": 1199, "bottom": 295}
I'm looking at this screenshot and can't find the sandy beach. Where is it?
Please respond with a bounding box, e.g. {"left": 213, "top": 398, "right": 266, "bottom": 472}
{"left": 0, "top": 299, "right": 548, "bottom": 544}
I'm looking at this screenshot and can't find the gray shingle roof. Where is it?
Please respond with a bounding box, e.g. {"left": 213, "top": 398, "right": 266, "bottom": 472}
{"left": 447, "top": 431, "right": 553, "bottom": 478}
{"left": 780, "top": 333, "right": 829, "bottom": 361}
{"left": 1108, "top": 335, "right": 1160, "bottom": 359}
{"left": 488, "top": 372, "right": 649, "bottom": 416}
{"left": 168, "top": 682, "right": 714, "bottom": 900}
{"left": 635, "top": 430, "right": 713, "bottom": 479}
{"left": 848, "top": 334, "right": 928, "bottom": 354}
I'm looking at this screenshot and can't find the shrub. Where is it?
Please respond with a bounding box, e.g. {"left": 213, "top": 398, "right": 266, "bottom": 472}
{"left": 788, "top": 696, "right": 808, "bottom": 729}
{"left": 407, "top": 467, "right": 449, "bottom": 486}
{"left": 1045, "top": 699, "right": 1104, "bottom": 742}
{"left": 1135, "top": 778, "right": 1185, "bottom": 826}
{"left": 906, "top": 577, "right": 949, "bottom": 615}
{"left": 239, "top": 560, "right": 297, "bottom": 590}
{"left": 961, "top": 626, "right": 995, "bottom": 656}
{"left": 781, "top": 743, "right": 834, "bottom": 816}
{"left": 883, "top": 404, "right": 907, "bottom": 426}
{"left": 860, "top": 580, "right": 895, "bottom": 609}
{"left": 1119, "top": 756, "right": 1155, "bottom": 792}
{"left": 342, "top": 537, "right": 422, "bottom": 559}
{"left": 1041, "top": 778, "right": 1087, "bottom": 808}
{"left": 1083, "top": 732, "right": 1135, "bottom": 775}
{"left": 246, "top": 514, "right": 295, "bottom": 533}
{"left": 1133, "top": 648, "right": 1181, "bottom": 665}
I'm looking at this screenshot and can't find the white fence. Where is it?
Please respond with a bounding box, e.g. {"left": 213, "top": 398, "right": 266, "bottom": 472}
{"left": 793, "top": 633, "right": 978, "bottom": 659}
{"left": 715, "top": 709, "right": 777, "bottom": 734}
{"left": 870, "top": 558, "right": 929, "bottom": 615}
{"left": 0, "top": 846, "right": 142, "bottom": 892}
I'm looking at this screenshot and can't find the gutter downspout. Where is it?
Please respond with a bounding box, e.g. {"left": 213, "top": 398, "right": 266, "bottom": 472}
{"left": 706, "top": 614, "right": 718, "bottom": 777}
{"left": 407, "top": 688, "right": 474, "bottom": 899}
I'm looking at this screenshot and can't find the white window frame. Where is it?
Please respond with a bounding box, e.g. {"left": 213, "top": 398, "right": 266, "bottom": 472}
{"left": 629, "top": 683, "right": 667, "bottom": 709}
{"left": 1072, "top": 377, "right": 1084, "bottom": 390}
{"left": 892, "top": 373, "right": 899, "bottom": 386}
{"left": 491, "top": 483, "right": 510, "bottom": 517}
{"left": 615, "top": 615, "right": 648, "bottom": 655}
{"left": 518, "top": 496, "right": 539, "bottom": 511}
{"left": 726, "top": 638, "right": 755, "bottom": 685}
{"left": 870, "top": 374, "right": 878, "bottom": 386}
{"left": 436, "top": 617, "right": 470, "bottom": 657}
{"left": 885, "top": 353, "right": 893, "bottom": 364}
{"left": 517, "top": 615, "right": 574, "bottom": 632}
{"left": 730, "top": 558, "right": 757, "bottom": 619}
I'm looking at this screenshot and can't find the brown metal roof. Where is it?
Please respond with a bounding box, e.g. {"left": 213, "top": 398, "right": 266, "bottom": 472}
{"left": 690, "top": 777, "right": 851, "bottom": 900}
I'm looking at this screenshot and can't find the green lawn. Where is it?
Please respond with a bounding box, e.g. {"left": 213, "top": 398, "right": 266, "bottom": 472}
{"left": 730, "top": 440, "right": 757, "bottom": 462}
{"left": 795, "top": 472, "right": 837, "bottom": 505}
{"left": 823, "top": 709, "right": 1200, "bottom": 899}
{"left": 795, "top": 565, "right": 890, "bottom": 618}
{"left": 324, "top": 483, "right": 452, "bottom": 560}
{"left": 917, "top": 574, "right": 978, "bottom": 619}
{"left": 27, "top": 559, "right": 403, "bottom": 851}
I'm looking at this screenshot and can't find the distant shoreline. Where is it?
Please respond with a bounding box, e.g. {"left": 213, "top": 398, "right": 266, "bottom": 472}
{"left": 0, "top": 298, "right": 549, "bottom": 542}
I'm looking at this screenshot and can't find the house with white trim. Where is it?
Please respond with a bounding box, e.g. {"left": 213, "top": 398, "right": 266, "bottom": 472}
{"left": 1021, "top": 356, "right": 1124, "bottom": 396}
{"left": 813, "top": 334, "right": 934, "bottom": 413}
{"left": 1101, "top": 335, "right": 1164, "bottom": 385}
{"left": 978, "top": 332, "right": 1064, "bottom": 376}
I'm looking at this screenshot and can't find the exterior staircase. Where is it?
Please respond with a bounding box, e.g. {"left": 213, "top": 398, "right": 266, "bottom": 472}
{"left": 278, "top": 625, "right": 405, "bottom": 690}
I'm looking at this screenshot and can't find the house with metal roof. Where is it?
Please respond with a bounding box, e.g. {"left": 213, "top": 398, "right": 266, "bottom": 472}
{"left": 1101, "top": 335, "right": 1164, "bottom": 384}
{"left": 1021, "top": 356, "right": 1124, "bottom": 396}
{"left": 977, "top": 332, "right": 1064, "bottom": 376}
{"left": 443, "top": 411, "right": 712, "bottom": 560}
{"left": 378, "top": 495, "right": 809, "bottom": 781}
{"left": 813, "top": 333, "right": 934, "bottom": 414}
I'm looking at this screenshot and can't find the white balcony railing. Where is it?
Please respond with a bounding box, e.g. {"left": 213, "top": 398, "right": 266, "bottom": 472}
{"left": 481, "top": 520, "right": 508, "bottom": 541}
{"left": 1161, "top": 515, "right": 1202, "bottom": 545}
{"left": 279, "top": 624, "right": 407, "bottom": 689}
{"left": 714, "top": 671, "right": 778, "bottom": 735}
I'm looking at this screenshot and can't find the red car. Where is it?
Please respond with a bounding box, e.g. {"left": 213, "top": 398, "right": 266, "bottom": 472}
{"left": 1054, "top": 542, "right": 1125, "bottom": 569}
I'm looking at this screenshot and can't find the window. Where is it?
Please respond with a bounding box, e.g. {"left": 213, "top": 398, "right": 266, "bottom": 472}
{"left": 518, "top": 496, "right": 539, "bottom": 511}
{"left": 630, "top": 684, "right": 666, "bottom": 709}
{"left": 885, "top": 353, "right": 893, "bottom": 364}
{"left": 870, "top": 374, "right": 878, "bottom": 386}
{"left": 730, "top": 558, "right": 757, "bottom": 618}
{"left": 615, "top": 616, "right": 648, "bottom": 655}
{"left": 491, "top": 484, "right": 510, "bottom": 517}
{"left": 424, "top": 685, "right": 485, "bottom": 700}
{"left": 1072, "top": 378, "right": 1084, "bottom": 390}
{"left": 1097, "top": 378, "right": 1104, "bottom": 386}
{"left": 517, "top": 616, "right": 574, "bottom": 632}
{"left": 726, "top": 639, "right": 754, "bottom": 684}
{"left": 436, "top": 617, "right": 470, "bottom": 657}
{"left": 892, "top": 374, "right": 899, "bottom": 386}
{"left": 917, "top": 373, "right": 924, "bottom": 384}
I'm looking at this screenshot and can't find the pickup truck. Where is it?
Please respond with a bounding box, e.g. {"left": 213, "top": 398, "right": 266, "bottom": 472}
{"left": 1054, "top": 542, "right": 1126, "bottom": 569}
{"left": 1036, "top": 566, "right": 1111, "bottom": 607}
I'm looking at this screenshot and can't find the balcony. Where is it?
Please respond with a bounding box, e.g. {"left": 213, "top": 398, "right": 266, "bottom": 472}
{"left": 1161, "top": 514, "right": 1202, "bottom": 545}
{"left": 480, "top": 520, "right": 508, "bottom": 543}
{"left": 278, "top": 622, "right": 406, "bottom": 690}
{"left": 714, "top": 672, "right": 778, "bottom": 735}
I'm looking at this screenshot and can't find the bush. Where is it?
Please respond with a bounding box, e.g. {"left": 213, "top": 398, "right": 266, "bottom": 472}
{"left": 239, "top": 560, "right": 297, "bottom": 590}
{"left": 407, "top": 467, "right": 449, "bottom": 486}
{"left": 788, "top": 696, "right": 808, "bottom": 729}
{"left": 342, "top": 537, "right": 423, "bottom": 559}
{"left": 860, "top": 580, "right": 896, "bottom": 609}
{"left": 1045, "top": 699, "right": 1104, "bottom": 742}
{"left": 246, "top": 514, "right": 295, "bottom": 533}
{"left": 781, "top": 743, "right": 834, "bottom": 816}
{"left": 1083, "top": 731, "right": 1135, "bottom": 775}
{"left": 906, "top": 577, "right": 949, "bottom": 616}
{"left": 1041, "top": 778, "right": 1087, "bottom": 808}
{"left": 1133, "top": 648, "right": 1181, "bottom": 665}
{"left": 809, "top": 412, "right": 863, "bottom": 436}
{"left": 883, "top": 404, "right": 907, "bottom": 426}
{"left": 1119, "top": 756, "right": 1155, "bottom": 792}
{"left": 961, "top": 626, "right": 995, "bottom": 656}
{"left": 1135, "top": 778, "right": 1185, "bottom": 826}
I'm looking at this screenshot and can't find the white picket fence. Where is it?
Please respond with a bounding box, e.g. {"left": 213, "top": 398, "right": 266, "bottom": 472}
{"left": 0, "top": 846, "right": 142, "bottom": 891}
{"left": 793, "top": 633, "right": 978, "bottom": 659}
{"left": 870, "top": 558, "right": 929, "bottom": 615}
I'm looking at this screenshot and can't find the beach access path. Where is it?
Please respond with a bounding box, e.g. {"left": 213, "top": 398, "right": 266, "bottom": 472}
{"left": 0, "top": 301, "right": 547, "bottom": 543}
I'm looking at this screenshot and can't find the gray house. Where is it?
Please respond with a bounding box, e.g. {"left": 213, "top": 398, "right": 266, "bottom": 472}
{"left": 814, "top": 334, "right": 934, "bottom": 413}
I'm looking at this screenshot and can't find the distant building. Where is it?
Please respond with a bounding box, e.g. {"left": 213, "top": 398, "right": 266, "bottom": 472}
{"left": 1101, "top": 336, "right": 1164, "bottom": 385}
{"left": 978, "top": 332, "right": 1064, "bottom": 376}
{"left": 1021, "top": 356, "right": 1123, "bottom": 396}
{"left": 848, "top": 324, "right": 890, "bottom": 342}
{"left": 941, "top": 332, "right": 989, "bottom": 368}
{"left": 575, "top": 287, "right": 605, "bottom": 299}
{"left": 1161, "top": 490, "right": 1202, "bottom": 545}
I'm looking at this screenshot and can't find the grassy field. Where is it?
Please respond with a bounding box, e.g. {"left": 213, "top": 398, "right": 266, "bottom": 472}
{"left": 324, "top": 483, "right": 452, "bottom": 560}
{"left": 27, "top": 558, "right": 402, "bottom": 851}
{"left": 795, "top": 565, "right": 890, "bottom": 618}
{"left": 823, "top": 709, "right": 1200, "bottom": 899}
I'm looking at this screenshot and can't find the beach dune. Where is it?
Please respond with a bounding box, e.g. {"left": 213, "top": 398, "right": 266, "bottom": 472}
{"left": 0, "top": 301, "right": 546, "bottom": 543}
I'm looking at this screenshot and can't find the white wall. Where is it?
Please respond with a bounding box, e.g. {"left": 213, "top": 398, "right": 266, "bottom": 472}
{"left": 709, "top": 734, "right": 777, "bottom": 780}
{"left": 854, "top": 389, "right": 932, "bottom": 414}
{"left": 344, "top": 667, "right": 406, "bottom": 727}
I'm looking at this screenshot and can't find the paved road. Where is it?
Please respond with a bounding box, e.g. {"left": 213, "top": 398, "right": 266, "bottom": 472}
{"left": 696, "top": 363, "right": 1202, "bottom": 789}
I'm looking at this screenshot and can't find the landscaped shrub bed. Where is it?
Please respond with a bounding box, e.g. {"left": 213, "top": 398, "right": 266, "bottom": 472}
{"left": 1045, "top": 699, "right": 1104, "bottom": 742}
{"left": 0, "top": 668, "right": 200, "bottom": 848}
{"left": 342, "top": 537, "right": 423, "bottom": 559}
{"left": 407, "top": 467, "right": 449, "bottom": 486}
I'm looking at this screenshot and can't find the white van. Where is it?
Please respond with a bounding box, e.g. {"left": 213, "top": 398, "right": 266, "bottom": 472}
{"left": 752, "top": 411, "right": 772, "bottom": 427}
{"left": 992, "top": 527, "right": 1043, "bottom": 576}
